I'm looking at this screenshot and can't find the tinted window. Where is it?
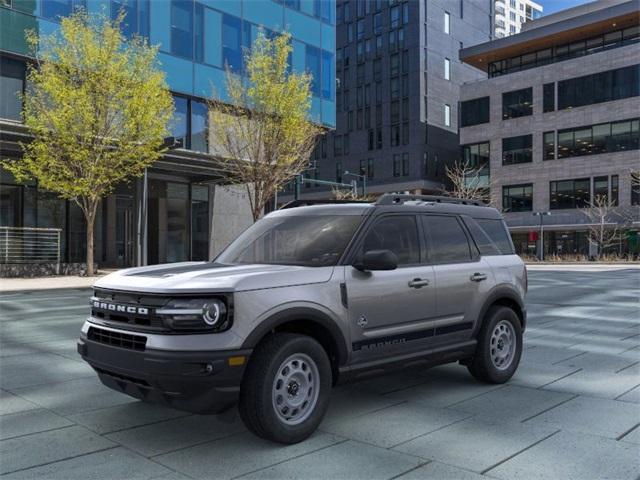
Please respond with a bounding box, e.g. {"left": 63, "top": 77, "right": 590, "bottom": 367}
{"left": 361, "top": 216, "right": 420, "bottom": 265}
{"left": 476, "top": 219, "right": 514, "bottom": 254}
{"left": 463, "top": 218, "right": 500, "bottom": 256}
{"left": 502, "top": 134, "right": 532, "bottom": 165}
{"left": 170, "top": 0, "right": 193, "bottom": 60}
{"left": 503, "top": 87, "right": 532, "bottom": 119}
{"left": 423, "top": 216, "right": 472, "bottom": 264}
{"left": 460, "top": 96, "right": 490, "bottom": 127}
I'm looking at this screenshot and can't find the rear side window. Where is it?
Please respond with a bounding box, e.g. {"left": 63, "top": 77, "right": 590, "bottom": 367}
{"left": 422, "top": 215, "right": 472, "bottom": 264}
{"left": 360, "top": 215, "right": 420, "bottom": 265}
{"left": 463, "top": 217, "right": 501, "bottom": 256}
{"left": 476, "top": 218, "right": 515, "bottom": 254}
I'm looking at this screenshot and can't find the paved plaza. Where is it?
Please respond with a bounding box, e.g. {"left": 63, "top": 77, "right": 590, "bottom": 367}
{"left": 1, "top": 266, "right": 639, "bottom": 479}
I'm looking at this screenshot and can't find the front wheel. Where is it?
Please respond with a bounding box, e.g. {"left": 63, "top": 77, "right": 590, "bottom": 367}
{"left": 238, "top": 333, "right": 332, "bottom": 444}
{"left": 467, "top": 306, "right": 522, "bottom": 384}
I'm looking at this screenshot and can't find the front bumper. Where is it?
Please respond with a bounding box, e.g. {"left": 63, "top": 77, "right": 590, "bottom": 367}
{"left": 78, "top": 331, "right": 252, "bottom": 414}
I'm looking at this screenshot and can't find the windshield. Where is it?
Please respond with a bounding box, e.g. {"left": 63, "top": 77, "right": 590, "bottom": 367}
{"left": 216, "top": 215, "right": 363, "bottom": 267}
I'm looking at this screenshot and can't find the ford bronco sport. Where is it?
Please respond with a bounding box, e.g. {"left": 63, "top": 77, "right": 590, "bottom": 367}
{"left": 78, "top": 194, "right": 526, "bottom": 444}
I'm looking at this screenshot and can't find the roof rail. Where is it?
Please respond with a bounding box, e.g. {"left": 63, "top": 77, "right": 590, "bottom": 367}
{"left": 375, "top": 194, "right": 486, "bottom": 207}
{"left": 279, "top": 199, "right": 371, "bottom": 209}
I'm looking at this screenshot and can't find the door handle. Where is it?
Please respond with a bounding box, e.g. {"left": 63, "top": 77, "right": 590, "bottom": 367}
{"left": 408, "top": 278, "right": 430, "bottom": 288}
{"left": 470, "top": 272, "right": 488, "bottom": 282}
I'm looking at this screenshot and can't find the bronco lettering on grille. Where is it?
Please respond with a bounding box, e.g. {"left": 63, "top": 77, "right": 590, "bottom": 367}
{"left": 92, "top": 301, "right": 149, "bottom": 315}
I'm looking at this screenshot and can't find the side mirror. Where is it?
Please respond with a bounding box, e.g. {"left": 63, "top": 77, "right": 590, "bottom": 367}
{"left": 353, "top": 249, "right": 398, "bottom": 271}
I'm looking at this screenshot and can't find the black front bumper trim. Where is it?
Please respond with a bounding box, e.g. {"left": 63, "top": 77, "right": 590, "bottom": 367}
{"left": 78, "top": 337, "right": 251, "bottom": 414}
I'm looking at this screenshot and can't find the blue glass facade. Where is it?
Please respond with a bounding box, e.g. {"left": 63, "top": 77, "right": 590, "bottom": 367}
{"left": 0, "top": 0, "right": 336, "bottom": 128}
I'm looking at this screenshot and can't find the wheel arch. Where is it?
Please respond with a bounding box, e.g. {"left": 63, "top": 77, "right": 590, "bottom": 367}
{"left": 241, "top": 307, "right": 349, "bottom": 379}
{"left": 476, "top": 286, "right": 526, "bottom": 335}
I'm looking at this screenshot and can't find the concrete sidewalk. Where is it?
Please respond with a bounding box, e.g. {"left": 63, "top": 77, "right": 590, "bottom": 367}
{"left": 0, "top": 272, "right": 111, "bottom": 292}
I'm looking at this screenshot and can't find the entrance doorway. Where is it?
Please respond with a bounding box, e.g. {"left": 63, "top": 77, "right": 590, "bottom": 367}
{"left": 115, "top": 195, "right": 134, "bottom": 267}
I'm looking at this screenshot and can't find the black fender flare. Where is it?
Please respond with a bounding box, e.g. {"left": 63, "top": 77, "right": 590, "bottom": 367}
{"left": 474, "top": 285, "right": 527, "bottom": 335}
{"left": 241, "top": 307, "right": 350, "bottom": 366}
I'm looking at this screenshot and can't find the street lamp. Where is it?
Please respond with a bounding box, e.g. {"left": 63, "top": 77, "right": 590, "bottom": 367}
{"left": 532, "top": 211, "right": 551, "bottom": 261}
{"left": 343, "top": 171, "right": 367, "bottom": 196}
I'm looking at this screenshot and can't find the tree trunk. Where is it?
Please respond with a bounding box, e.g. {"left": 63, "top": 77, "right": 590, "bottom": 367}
{"left": 83, "top": 201, "right": 98, "bottom": 277}
{"left": 86, "top": 214, "right": 95, "bottom": 276}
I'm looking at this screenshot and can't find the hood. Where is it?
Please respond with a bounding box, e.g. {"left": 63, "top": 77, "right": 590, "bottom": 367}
{"left": 93, "top": 262, "right": 335, "bottom": 294}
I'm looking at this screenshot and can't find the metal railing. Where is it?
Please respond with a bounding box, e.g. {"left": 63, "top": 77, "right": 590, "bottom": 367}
{"left": 0, "top": 227, "right": 62, "bottom": 273}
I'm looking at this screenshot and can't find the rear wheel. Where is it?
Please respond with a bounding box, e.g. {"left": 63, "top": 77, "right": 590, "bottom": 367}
{"left": 467, "top": 306, "right": 522, "bottom": 383}
{"left": 238, "top": 333, "right": 332, "bottom": 444}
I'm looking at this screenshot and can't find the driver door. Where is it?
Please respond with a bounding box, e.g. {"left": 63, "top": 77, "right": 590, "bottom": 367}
{"left": 345, "top": 214, "right": 437, "bottom": 363}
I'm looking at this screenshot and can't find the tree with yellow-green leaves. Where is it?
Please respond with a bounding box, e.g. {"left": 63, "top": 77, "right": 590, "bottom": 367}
{"left": 208, "top": 31, "right": 322, "bottom": 222}
{"left": 3, "top": 11, "right": 173, "bottom": 276}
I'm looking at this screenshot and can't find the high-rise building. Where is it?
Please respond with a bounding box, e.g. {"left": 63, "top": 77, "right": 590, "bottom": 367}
{"left": 287, "top": 0, "right": 492, "bottom": 201}
{"left": 493, "top": 0, "right": 542, "bottom": 38}
{"left": 0, "top": 0, "right": 336, "bottom": 271}
{"left": 459, "top": 0, "right": 639, "bottom": 258}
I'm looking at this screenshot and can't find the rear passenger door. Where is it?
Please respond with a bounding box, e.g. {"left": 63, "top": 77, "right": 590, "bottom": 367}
{"left": 422, "top": 215, "right": 492, "bottom": 342}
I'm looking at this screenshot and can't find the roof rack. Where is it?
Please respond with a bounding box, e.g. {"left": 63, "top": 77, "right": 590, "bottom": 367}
{"left": 279, "top": 199, "right": 371, "bottom": 209}
{"left": 375, "top": 194, "right": 486, "bottom": 207}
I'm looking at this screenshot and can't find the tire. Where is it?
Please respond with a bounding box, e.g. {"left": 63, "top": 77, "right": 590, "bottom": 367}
{"left": 467, "top": 306, "right": 522, "bottom": 384}
{"left": 238, "top": 333, "right": 332, "bottom": 444}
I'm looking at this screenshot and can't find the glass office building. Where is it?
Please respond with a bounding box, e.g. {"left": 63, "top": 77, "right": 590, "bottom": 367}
{"left": 0, "top": 0, "right": 335, "bottom": 269}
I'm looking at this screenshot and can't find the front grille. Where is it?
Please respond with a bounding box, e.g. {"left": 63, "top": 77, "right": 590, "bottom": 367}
{"left": 91, "top": 289, "right": 169, "bottom": 332}
{"left": 88, "top": 326, "right": 147, "bottom": 351}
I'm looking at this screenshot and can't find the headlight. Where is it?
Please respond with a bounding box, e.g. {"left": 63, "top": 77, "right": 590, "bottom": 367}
{"left": 156, "top": 297, "right": 230, "bottom": 332}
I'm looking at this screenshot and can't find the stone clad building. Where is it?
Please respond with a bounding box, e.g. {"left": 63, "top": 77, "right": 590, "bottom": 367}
{"left": 458, "top": 0, "right": 639, "bottom": 257}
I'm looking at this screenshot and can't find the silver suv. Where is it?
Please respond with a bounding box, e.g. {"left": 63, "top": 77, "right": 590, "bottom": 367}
{"left": 78, "top": 194, "right": 526, "bottom": 444}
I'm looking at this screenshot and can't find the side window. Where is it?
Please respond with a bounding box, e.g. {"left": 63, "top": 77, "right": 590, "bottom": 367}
{"left": 422, "top": 215, "right": 472, "bottom": 263}
{"left": 360, "top": 216, "right": 420, "bottom": 265}
{"left": 463, "top": 217, "right": 501, "bottom": 256}
{"left": 476, "top": 219, "right": 515, "bottom": 254}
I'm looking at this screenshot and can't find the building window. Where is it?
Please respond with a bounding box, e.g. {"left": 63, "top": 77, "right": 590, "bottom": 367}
{"left": 171, "top": 95, "right": 189, "bottom": 148}
{"left": 393, "top": 154, "right": 401, "bottom": 176}
{"left": 374, "top": 12, "right": 382, "bottom": 34}
{"left": 41, "top": 0, "right": 86, "bottom": 20}
{"left": 632, "top": 172, "right": 640, "bottom": 206}
{"left": 391, "top": 125, "right": 400, "bottom": 146}
{"left": 543, "top": 82, "right": 555, "bottom": 112}
{"left": 390, "top": 54, "right": 399, "bottom": 76}
{"left": 550, "top": 178, "right": 591, "bottom": 209}
{"left": 502, "top": 87, "right": 533, "bottom": 119}
{"left": 488, "top": 27, "right": 640, "bottom": 78}
{"left": 503, "top": 184, "right": 533, "bottom": 212}
{"left": 543, "top": 131, "right": 555, "bottom": 160}
{"left": 376, "top": 128, "right": 383, "bottom": 149}
{"left": 444, "top": 58, "right": 451, "bottom": 80}
{"left": 402, "top": 153, "right": 409, "bottom": 176}
{"left": 558, "top": 64, "right": 640, "bottom": 110}
{"left": 462, "top": 142, "right": 490, "bottom": 176}
{"left": 321, "top": 50, "right": 334, "bottom": 100}
{"left": 444, "top": 104, "right": 451, "bottom": 127}
{"left": 305, "top": 45, "right": 321, "bottom": 97}
{"left": 190, "top": 99, "right": 208, "bottom": 153}
{"left": 402, "top": 122, "right": 409, "bottom": 145}
{"left": 112, "top": 0, "right": 150, "bottom": 38}
{"left": 0, "top": 56, "right": 25, "bottom": 121}
{"left": 334, "top": 135, "right": 342, "bottom": 156}
{"left": 336, "top": 162, "right": 343, "bottom": 183}
{"left": 222, "top": 13, "right": 242, "bottom": 71}
{"left": 460, "top": 96, "right": 489, "bottom": 127}
{"left": 368, "top": 129, "right": 374, "bottom": 150}
{"left": 402, "top": 2, "right": 409, "bottom": 25}
{"left": 444, "top": 11, "right": 450, "bottom": 34}
{"left": 171, "top": 0, "right": 194, "bottom": 60}
{"left": 390, "top": 100, "right": 399, "bottom": 124}
{"left": 557, "top": 118, "right": 640, "bottom": 158}
{"left": 390, "top": 78, "right": 399, "bottom": 99}
{"left": 502, "top": 134, "right": 532, "bottom": 165}
{"left": 390, "top": 5, "right": 400, "bottom": 28}
{"left": 593, "top": 175, "right": 610, "bottom": 203}
{"left": 344, "top": 133, "right": 350, "bottom": 155}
